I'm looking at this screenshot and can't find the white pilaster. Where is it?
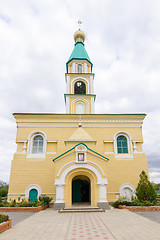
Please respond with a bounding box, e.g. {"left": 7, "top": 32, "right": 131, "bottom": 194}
{"left": 84, "top": 63, "right": 87, "bottom": 73}
{"left": 72, "top": 62, "right": 75, "bottom": 73}
{"left": 55, "top": 180, "right": 65, "bottom": 203}
{"left": 98, "top": 183, "right": 107, "bottom": 202}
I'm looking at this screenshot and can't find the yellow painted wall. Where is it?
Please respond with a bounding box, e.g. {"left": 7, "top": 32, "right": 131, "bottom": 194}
{"left": 8, "top": 113, "right": 149, "bottom": 205}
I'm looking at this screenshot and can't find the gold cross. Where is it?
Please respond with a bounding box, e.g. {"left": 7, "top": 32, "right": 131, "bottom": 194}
{"left": 78, "top": 20, "right": 83, "bottom": 30}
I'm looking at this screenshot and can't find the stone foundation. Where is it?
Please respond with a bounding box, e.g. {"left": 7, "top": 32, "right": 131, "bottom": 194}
{"left": 0, "top": 219, "right": 12, "bottom": 233}
{"left": 119, "top": 205, "right": 160, "bottom": 211}
{"left": 54, "top": 203, "right": 65, "bottom": 210}
{"left": 98, "top": 202, "right": 110, "bottom": 210}
{"left": 0, "top": 204, "right": 49, "bottom": 212}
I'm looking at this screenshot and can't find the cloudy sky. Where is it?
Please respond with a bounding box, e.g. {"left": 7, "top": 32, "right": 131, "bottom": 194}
{"left": 0, "top": 0, "right": 160, "bottom": 183}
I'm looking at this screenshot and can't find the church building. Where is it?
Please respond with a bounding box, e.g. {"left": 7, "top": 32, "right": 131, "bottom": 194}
{"left": 8, "top": 29, "right": 149, "bottom": 209}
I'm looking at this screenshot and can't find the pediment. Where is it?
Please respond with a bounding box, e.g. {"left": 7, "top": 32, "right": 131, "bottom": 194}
{"left": 65, "top": 127, "right": 96, "bottom": 142}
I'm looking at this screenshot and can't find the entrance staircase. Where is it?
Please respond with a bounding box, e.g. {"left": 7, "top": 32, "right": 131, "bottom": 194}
{"left": 59, "top": 206, "right": 105, "bottom": 213}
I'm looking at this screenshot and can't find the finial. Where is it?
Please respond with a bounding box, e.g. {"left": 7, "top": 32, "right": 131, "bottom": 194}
{"left": 77, "top": 20, "right": 83, "bottom": 30}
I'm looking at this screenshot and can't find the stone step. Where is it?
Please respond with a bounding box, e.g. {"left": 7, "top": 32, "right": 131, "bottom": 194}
{"left": 58, "top": 206, "right": 105, "bottom": 213}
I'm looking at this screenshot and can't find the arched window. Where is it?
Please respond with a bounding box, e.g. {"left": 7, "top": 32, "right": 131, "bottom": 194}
{"left": 74, "top": 81, "right": 86, "bottom": 94}
{"left": 117, "top": 136, "right": 128, "bottom": 154}
{"left": 32, "top": 135, "right": 44, "bottom": 154}
{"left": 76, "top": 103, "right": 84, "bottom": 114}
{"left": 77, "top": 64, "right": 82, "bottom": 73}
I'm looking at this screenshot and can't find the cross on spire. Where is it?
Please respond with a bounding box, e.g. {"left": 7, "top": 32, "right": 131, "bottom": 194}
{"left": 77, "top": 20, "right": 83, "bottom": 30}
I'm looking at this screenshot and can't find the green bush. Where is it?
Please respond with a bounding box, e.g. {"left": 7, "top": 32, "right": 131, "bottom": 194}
{"left": 19, "top": 202, "right": 34, "bottom": 207}
{"left": 112, "top": 197, "right": 131, "bottom": 208}
{"left": 131, "top": 198, "right": 142, "bottom": 206}
{"left": 10, "top": 199, "right": 16, "bottom": 207}
{"left": 0, "top": 214, "right": 9, "bottom": 223}
{"left": 0, "top": 187, "right": 8, "bottom": 197}
{"left": 136, "top": 171, "right": 157, "bottom": 203}
{"left": 39, "top": 196, "right": 52, "bottom": 205}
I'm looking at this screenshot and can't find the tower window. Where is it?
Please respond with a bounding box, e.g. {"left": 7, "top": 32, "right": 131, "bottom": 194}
{"left": 74, "top": 81, "right": 86, "bottom": 94}
{"left": 117, "top": 136, "right": 128, "bottom": 154}
{"left": 77, "top": 64, "right": 82, "bottom": 73}
{"left": 76, "top": 103, "right": 84, "bottom": 114}
{"left": 32, "top": 135, "right": 44, "bottom": 154}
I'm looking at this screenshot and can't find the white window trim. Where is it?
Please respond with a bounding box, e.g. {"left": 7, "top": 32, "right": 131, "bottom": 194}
{"left": 75, "top": 144, "right": 87, "bottom": 162}
{"left": 119, "top": 184, "right": 135, "bottom": 197}
{"left": 77, "top": 64, "right": 83, "bottom": 73}
{"left": 25, "top": 184, "right": 42, "bottom": 198}
{"left": 27, "top": 131, "right": 47, "bottom": 159}
{"left": 114, "top": 131, "right": 133, "bottom": 160}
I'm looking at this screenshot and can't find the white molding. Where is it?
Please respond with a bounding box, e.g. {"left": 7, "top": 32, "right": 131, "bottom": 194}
{"left": 47, "top": 152, "right": 56, "bottom": 154}
{"left": 104, "top": 152, "right": 114, "bottom": 154}
{"left": 17, "top": 125, "right": 142, "bottom": 128}
{"left": 66, "top": 76, "right": 70, "bottom": 94}
{"left": 55, "top": 164, "right": 107, "bottom": 186}
{"left": 54, "top": 163, "right": 108, "bottom": 204}
{"left": 72, "top": 62, "right": 75, "bottom": 73}
{"left": 91, "top": 96, "right": 95, "bottom": 113}
{"left": 57, "top": 161, "right": 75, "bottom": 177}
{"left": 119, "top": 184, "right": 135, "bottom": 199}
{"left": 25, "top": 184, "right": 42, "bottom": 198}
{"left": 47, "top": 140, "right": 57, "bottom": 143}
{"left": 87, "top": 161, "right": 105, "bottom": 176}
{"left": 116, "top": 156, "right": 133, "bottom": 160}
{"left": 71, "top": 77, "right": 89, "bottom": 94}
{"left": 114, "top": 131, "right": 133, "bottom": 159}
{"left": 8, "top": 193, "right": 56, "bottom": 196}
{"left": 71, "top": 98, "right": 89, "bottom": 114}
{"left": 134, "top": 152, "right": 144, "bottom": 154}
{"left": 84, "top": 63, "right": 87, "bottom": 73}
{"left": 16, "top": 152, "right": 26, "bottom": 154}
{"left": 27, "top": 131, "right": 47, "bottom": 159}
{"left": 104, "top": 140, "right": 114, "bottom": 143}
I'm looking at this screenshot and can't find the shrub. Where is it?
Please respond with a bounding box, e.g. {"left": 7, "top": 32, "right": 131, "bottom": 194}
{"left": 131, "top": 198, "right": 142, "bottom": 206}
{"left": 19, "top": 202, "right": 34, "bottom": 207}
{"left": 0, "top": 187, "right": 8, "bottom": 197}
{"left": 39, "top": 196, "right": 52, "bottom": 205}
{"left": 136, "top": 171, "right": 157, "bottom": 203}
{"left": 112, "top": 197, "right": 131, "bottom": 208}
{"left": 0, "top": 214, "right": 9, "bottom": 223}
{"left": 10, "top": 199, "right": 16, "bottom": 207}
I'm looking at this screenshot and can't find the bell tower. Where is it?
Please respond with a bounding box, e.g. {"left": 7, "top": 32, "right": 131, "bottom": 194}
{"left": 64, "top": 29, "right": 96, "bottom": 114}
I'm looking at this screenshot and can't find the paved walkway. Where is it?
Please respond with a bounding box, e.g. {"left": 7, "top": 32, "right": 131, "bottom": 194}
{"left": 135, "top": 211, "right": 160, "bottom": 224}
{"left": 0, "top": 212, "right": 36, "bottom": 226}
{"left": 0, "top": 208, "right": 160, "bottom": 240}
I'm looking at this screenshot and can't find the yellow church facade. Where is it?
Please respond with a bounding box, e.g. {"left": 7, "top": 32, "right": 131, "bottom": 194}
{"left": 8, "top": 29, "right": 149, "bottom": 209}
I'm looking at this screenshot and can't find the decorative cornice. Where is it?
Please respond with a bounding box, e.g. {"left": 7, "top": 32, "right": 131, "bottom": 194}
{"left": 16, "top": 119, "right": 143, "bottom": 123}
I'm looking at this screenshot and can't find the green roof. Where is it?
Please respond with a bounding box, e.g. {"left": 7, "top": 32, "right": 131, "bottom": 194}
{"left": 67, "top": 42, "right": 92, "bottom": 67}
{"left": 52, "top": 143, "right": 109, "bottom": 162}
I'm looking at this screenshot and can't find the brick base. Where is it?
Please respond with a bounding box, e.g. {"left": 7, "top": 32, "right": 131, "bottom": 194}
{"left": 0, "top": 204, "right": 49, "bottom": 212}
{"left": 0, "top": 219, "right": 12, "bottom": 233}
{"left": 118, "top": 205, "right": 160, "bottom": 211}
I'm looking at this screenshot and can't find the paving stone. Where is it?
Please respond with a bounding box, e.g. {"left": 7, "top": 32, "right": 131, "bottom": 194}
{"left": 0, "top": 208, "right": 160, "bottom": 240}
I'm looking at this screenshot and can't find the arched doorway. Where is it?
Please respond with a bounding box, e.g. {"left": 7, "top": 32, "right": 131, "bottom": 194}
{"left": 72, "top": 175, "right": 90, "bottom": 204}
{"left": 29, "top": 189, "right": 38, "bottom": 202}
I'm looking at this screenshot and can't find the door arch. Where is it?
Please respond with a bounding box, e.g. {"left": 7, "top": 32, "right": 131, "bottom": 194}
{"left": 29, "top": 189, "right": 38, "bottom": 202}
{"left": 72, "top": 175, "right": 90, "bottom": 204}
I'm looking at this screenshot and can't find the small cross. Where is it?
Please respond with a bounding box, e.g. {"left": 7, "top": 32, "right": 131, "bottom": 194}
{"left": 78, "top": 20, "right": 83, "bottom": 30}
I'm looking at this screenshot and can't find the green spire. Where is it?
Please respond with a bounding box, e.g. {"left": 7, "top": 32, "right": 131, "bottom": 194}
{"left": 67, "top": 42, "right": 92, "bottom": 65}
{"left": 66, "top": 29, "right": 93, "bottom": 72}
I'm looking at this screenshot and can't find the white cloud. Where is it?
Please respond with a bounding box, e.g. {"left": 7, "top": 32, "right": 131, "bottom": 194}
{"left": 0, "top": 0, "right": 160, "bottom": 183}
